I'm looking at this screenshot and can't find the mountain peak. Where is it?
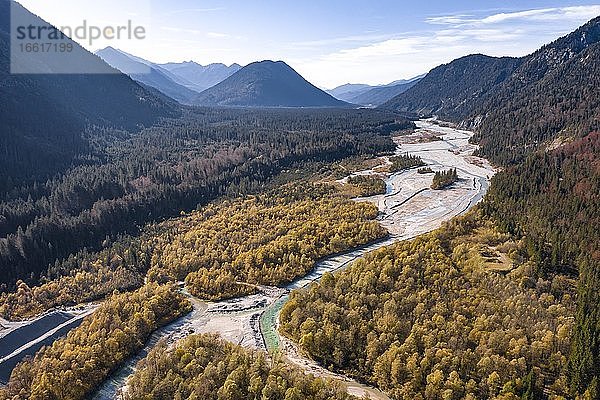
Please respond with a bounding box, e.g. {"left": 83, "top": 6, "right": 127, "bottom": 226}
{"left": 498, "top": 15, "right": 600, "bottom": 87}
{"left": 158, "top": 60, "right": 241, "bottom": 92}
{"left": 96, "top": 47, "right": 201, "bottom": 104}
{"left": 246, "top": 60, "right": 289, "bottom": 69}
{"left": 194, "top": 60, "right": 348, "bottom": 108}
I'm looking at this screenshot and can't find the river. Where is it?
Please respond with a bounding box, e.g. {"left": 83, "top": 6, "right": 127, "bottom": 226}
{"left": 257, "top": 119, "right": 495, "bottom": 399}
{"left": 46, "top": 119, "right": 494, "bottom": 400}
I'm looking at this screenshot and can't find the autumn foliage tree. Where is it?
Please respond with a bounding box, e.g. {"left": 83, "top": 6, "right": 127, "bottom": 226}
{"left": 123, "top": 334, "right": 352, "bottom": 400}
{"left": 0, "top": 283, "right": 191, "bottom": 400}
{"left": 280, "top": 211, "right": 575, "bottom": 399}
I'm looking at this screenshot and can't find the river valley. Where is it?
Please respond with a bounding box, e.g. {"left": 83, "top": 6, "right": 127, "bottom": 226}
{"left": 0, "top": 119, "right": 495, "bottom": 400}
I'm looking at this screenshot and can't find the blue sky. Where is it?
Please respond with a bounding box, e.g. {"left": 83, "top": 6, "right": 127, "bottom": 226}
{"left": 17, "top": 0, "right": 600, "bottom": 88}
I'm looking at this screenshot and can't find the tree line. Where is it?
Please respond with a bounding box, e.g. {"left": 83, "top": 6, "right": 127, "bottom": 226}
{"left": 0, "top": 183, "right": 387, "bottom": 319}
{"left": 123, "top": 333, "right": 353, "bottom": 400}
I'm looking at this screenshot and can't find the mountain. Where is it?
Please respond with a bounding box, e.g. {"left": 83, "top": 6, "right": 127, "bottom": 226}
{"left": 380, "top": 54, "right": 522, "bottom": 118}
{"left": 387, "top": 75, "right": 426, "bottom": 86}
{"left": 347, "top": 80, "right": 419, "bottom": 107}
{"left": 0, "top": 0, "right": 177, "bottom": 188}
{"left": 159, "top": 61, "right": 241, "bottom": 92}
{"left": 327, "top": 83, "right": 372, "bottom": 102}
{"left": 96, "top": 47, "right": 200, "bottom": 104}
{"left": 470, "top": 15, "right": 600, "bottom": 163}
{"left": 194, "top": 60, "right": 349, "bottom": 107}
{"left": 381, "top": 15, "right": 600, "bottom": 165}
{"left": 328, "top": 75, "right": 425, "bottom": 105}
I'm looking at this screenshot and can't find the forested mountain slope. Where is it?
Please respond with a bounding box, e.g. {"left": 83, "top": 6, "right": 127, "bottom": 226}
{"left": 472, "top": 18, "right": 600, "bottom": 164}
{"left": 484, "top": 132, "right": 600, "bottom": 396}
{"left": 382, "top": 15, "right": 600, "bottom": 165}
{"left": 380, "top": 54, "right": 521, "bottom": 119}
{"left": 0, "top": 0, "right": 177, "bottom": 190}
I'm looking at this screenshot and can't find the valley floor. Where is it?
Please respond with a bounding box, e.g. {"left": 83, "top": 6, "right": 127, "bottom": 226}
{"left": 1, "top": 119, "right": 495, "bottom": 400}
{"left": 97, "top": 119, "right": 494, "bottom": 399}
{"left": 269, "top": 119, "right": 495, "bottom": 398}
{"left": 358, "top": 119, "right": 494, "bottom": 236}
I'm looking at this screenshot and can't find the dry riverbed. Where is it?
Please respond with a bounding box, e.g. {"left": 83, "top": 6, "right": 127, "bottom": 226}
{"left": 3, "top": 119, "right": 495, "bottom": 400}
{"left": 262, "top": 119, "right": 495, "bottom": 399}
{"left": 96, "top": 119, "right": 496, "bottom": 400}
{"left": 350, "top": 119, "right": 495, "bottom": 237}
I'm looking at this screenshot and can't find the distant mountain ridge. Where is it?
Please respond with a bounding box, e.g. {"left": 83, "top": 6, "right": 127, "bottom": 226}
{"left": 95, "top": 48, "right": 242, "bottom": 104}
{"left": 95, "top": 50, "right": 352, "bottom": 108}
{"left": 159, "top": 61, "right": 241, "bottom": 92}
{"left": 96, "top": 47, "right": 200, "bottom": 104}
{"left": 194, "top": 60, "right": 349, "bottom": 107}
{"left": 327, "top": 84, "right": 372, "bottom": 102}
{"left": 348, "top": 79, "right": 420, "bottom": 107}
{"left": 328, "top": 75, "right": 424, "bottom": 106}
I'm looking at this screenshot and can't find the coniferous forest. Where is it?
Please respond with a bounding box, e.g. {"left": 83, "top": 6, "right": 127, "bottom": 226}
{"left": 0, "top": 108, "right": 409, "bottom": 293}
{"left": 389, "top": 153, "right": 426, "bottom": 172}
{"left": 431, "top": 169, "right": 459, "bottom": 190}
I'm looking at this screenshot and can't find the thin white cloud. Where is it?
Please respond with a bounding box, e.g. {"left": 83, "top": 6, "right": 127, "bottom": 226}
{"left": 295, "top": 5, "right": 600, "bottom": 88}
{"left": 437, "top": 28, "right": 524, "bottom": 43}
{"left": 206, "top": 32, "right": 227, "bottom": 38}
{"left": 427, "top": 5, "right": 600, "bottom": 27}
{"left": 426, "top": 14, "right": 477, "bottom": 25}
{"left": 163, "top": 7, "right": 225, "bottom": 16}
{"left": 481, "top": 8, "right": 560, "bottom": 23}
{"left": 160, "top": 26, "right": 204, "bottom": 35}
{"left": 325, "top": 37, "right": 426, "bottom": 60}
{"left": 292, "top": 33, "right": 397, "bottom": 48}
